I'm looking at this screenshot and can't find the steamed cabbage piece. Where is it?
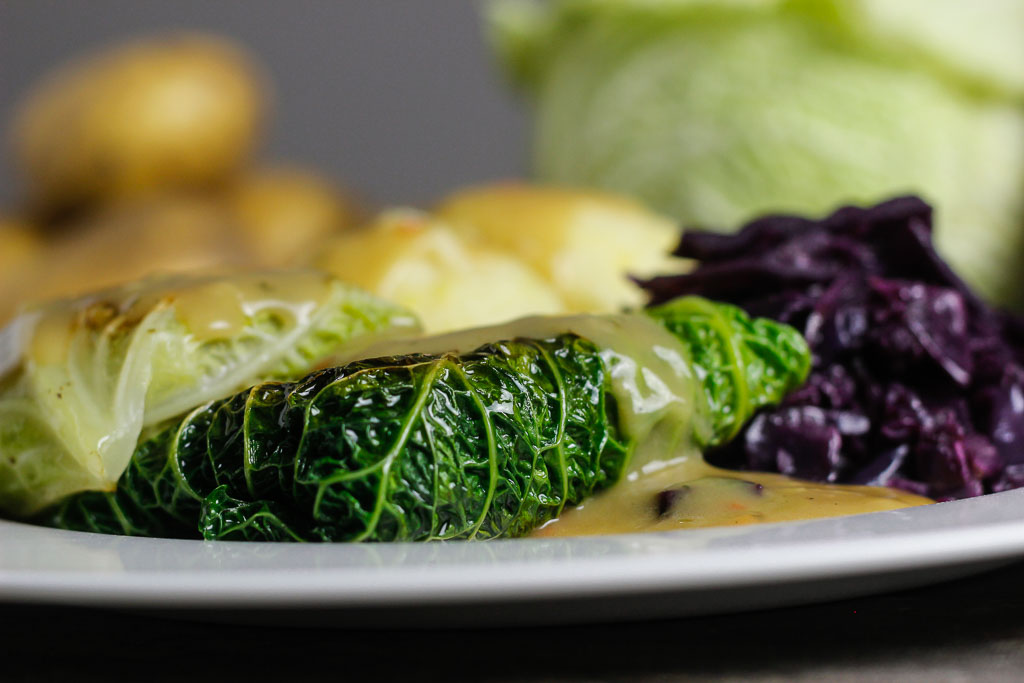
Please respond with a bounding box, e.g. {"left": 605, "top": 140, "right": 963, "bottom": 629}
{"left": 0, "top": 271, "right": 419, "bottom": 515}
{"left": 491, "top": 0, "right": 1024, "bottom": 305}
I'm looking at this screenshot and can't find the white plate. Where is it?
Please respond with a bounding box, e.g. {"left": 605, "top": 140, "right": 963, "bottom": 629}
{"left": 3, "top": 489, "right": 1024, "bottom": 626}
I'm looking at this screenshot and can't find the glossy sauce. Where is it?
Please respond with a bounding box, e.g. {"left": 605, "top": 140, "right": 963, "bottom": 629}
{"left": 20, "top": 270, "right": 335, "bottom": 368}
{"left": 533, "top": 462, "right": 930, "bottom": 537}
{"left": 349, "top": 313, "right": 932, "bottom": 536}
{"left": 339, "top": 311, "right": 709, "bottom": 443}
{"left": 169, "top": 270, "right": 332, "bottom": 342}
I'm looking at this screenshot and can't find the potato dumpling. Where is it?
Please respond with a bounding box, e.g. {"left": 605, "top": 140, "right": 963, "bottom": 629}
{"left": 435, "top": 183, "right": 686, "bottom": 312}
{"left": 317, "top": 210, "right": 565, "bottom": 332}
{"left": 227, "top": 167, "right": 359, "bottom": 267}
{"left": 11, "top": 34, "right": 266, "bottom": 213}
{"left": 6, "top": 196, "right": 251, "bottom": 318}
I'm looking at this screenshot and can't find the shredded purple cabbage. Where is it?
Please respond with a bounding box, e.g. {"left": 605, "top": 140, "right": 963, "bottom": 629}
{"left": 641, "top": 197, "right": 1024, "bottom": 500}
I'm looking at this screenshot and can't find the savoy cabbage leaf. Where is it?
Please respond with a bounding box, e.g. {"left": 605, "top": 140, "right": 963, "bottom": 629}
{"left": 44, "top": 297, "right": 809, "bottom": 541}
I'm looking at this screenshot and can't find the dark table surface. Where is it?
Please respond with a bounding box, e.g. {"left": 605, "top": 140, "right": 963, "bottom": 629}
{"left": 4, "top": 559, "right": 1024, "bottom": 682}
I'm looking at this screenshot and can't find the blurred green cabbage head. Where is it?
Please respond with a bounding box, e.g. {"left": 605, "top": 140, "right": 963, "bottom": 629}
{"left": 490, "top": 0, "right": 1024, "bottom": 304}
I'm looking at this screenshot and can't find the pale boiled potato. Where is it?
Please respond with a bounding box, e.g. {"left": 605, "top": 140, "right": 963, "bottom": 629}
{"left": 435, "top": 183, "right": 686, "bottom": 312}
{"left": 227, "top": 167, "right": 359, "bottom": 267}
{"left": 11, "top": 34, "right": 266, "bottom": 213}
{"left": 0, "top": 217, "right": 42, "bottom": 275}
{"left": 5, "top": 196, "right": 251, "bottom": 319}
{"left": 317, "top": 210, "right": 566, "bottom": 332}
{"left": 0, "top": 217, "right": 44, "bottom": 324}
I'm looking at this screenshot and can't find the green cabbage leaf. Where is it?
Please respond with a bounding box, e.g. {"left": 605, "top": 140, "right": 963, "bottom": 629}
{"left": 0, "top": 271, "right": 420, "bottom": 516}
{"left": 490, "top": 0, "right": 1024, "bottom": 305}
{"left": 44, "top": 297, "right": 809, "bottom": 541}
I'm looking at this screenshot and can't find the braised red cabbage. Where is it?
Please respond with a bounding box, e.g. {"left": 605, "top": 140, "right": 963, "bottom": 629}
{"left": 641, "top": 197, "right": 1024, "bottom": 500}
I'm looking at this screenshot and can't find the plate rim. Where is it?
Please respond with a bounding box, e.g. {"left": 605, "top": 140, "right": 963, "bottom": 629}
{"left": 3, "top": 490, "right": 1024, "bottom": 609}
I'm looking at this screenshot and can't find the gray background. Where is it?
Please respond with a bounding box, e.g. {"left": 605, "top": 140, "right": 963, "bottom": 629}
{"left": 0, "top": 0, "right": 528, "bottom": 208}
